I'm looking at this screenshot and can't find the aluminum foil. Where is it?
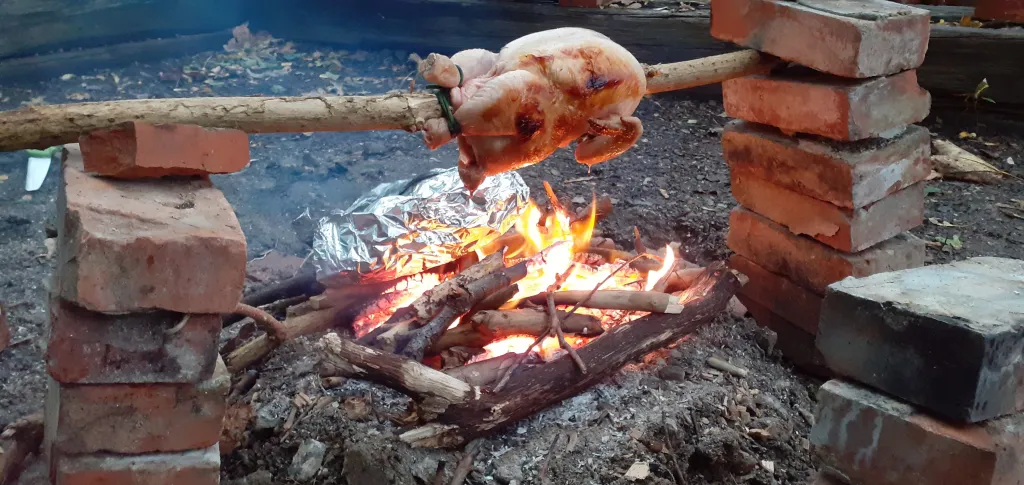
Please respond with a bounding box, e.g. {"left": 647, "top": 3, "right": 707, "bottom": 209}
{"left": 312, "top": 167, "right": 529, "bottom": 286}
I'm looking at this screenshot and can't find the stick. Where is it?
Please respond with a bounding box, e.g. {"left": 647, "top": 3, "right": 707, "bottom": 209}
{"left": 224, "top": 271, "right": 322, "bottom": 326}
{"left": 463, "top": 284, "right": 518, "bottom": 322}
{"left": 530, "top": 290, "right": 685, "bottom": 314}
{"left": 548, "top": 292, "right": 586, "bottom": 375}
{"left": 431, "top": 309, "right": 602, "bottom": 353}
{"left": 232, "top": 303, "right": 288, "bottom": 342}
{"left": 644, "top": 50, "right": 781, "bottom": 94}
{"left": 706, "top": 356, "right": 749, "bottom": 378}
{"left": 224, "top": 306, "right": 345, "bottom": 374}
{"left": 0, "top": 51, "right": 773, "bottom": 151}
{"left": 583, "top": 247, "right": 663, "bottom": 273}
{"left": 317, "top": 334, "right": 475, "bottom": 419}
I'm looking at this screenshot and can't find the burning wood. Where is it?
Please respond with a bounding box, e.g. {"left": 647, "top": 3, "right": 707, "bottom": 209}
{"left": 317, "top": 262, "right": 743, "bottom": 447}
{"left": 529, "top": 290, "right": 686, "bottom": 314}
{"left": 431, "top": 309, "right": 602, "bottom": 353}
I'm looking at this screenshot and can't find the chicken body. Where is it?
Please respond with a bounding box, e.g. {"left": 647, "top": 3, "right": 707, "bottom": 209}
{"left": 420, "top": 28, "right": 647, "bottom": 191}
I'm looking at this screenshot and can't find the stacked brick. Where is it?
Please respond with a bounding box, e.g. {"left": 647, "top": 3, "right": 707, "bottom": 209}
{"left": 44, "top": 122, "right": 249, "bottom": 484}
{"left": 710, "top": 0, "right": 932, "bottom": 374}
{"left": 808, "top": 257, "right": 1024, "bottom": 485}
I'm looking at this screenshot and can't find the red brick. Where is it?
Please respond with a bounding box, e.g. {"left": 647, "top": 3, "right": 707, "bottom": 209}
{"left": 56, "top": 144, "right": 246, "bottom": 314}
{"left": 79, "top": 121, "right": 250, "bottom": 179}
{"left": 810, "top": 379, "right": 1024, "bottom": 485}
{"left": 975, "top": 0, "right": 1024, "bottom": 21}
{"left": 0, "top": 303, "right": 9, "bottom": 353}
{"left": 726, "top": 207, "right": 925, "bottom": 294}
{"left": 722, "top": 121, "right": 932, "bottom": 209}
{"left": 729, "top": 255, "right": 823, "bottom": 334}
{"left": 723, "top": 70, "right": 931, "bottom": 142}
{"left": 741, "top": 297, "right": 831, "bottom": 378}
{"left": 45, "top": 357, "right": 229, "bottom": 455}
{"left": 710, "top": 0, "right": 930, "bottom": 78}
{"left": 731, "top": 170, "right": 925, "bottom": 252}
{"left": 54, "top": 444, "right": 220, "bottom": 485}
{"left": 46, "top": 298, "right": 220, "bottom": 384}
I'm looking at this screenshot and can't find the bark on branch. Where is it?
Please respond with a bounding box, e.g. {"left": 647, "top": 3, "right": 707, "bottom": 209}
{"left": 0, "top": 50, "right": 773, "bottom": 152}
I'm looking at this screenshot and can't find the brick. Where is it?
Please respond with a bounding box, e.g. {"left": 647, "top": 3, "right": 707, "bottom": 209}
{"left": 727, "top": 207, "right": 926, "bottom": 294}
{"left": 731, "top": 170, "right": 925, "bottom": 252}
{"left": 729, "top": 255, "right": 823, "bottom": 334}
{"left": 710, "top": 0, "right": 930, "bottom": 78}
{"left": 722, "top": 121, "right": 932, "bottom": 209}
{"left": 79, "top": 121, "right": 250, "bottom": 179}
{"left": 975, "top": 0, "right": 1024, "bottom": 21}
{"left": 722, "top": 70, "right": 931, "bottom": 142}
{"left": 810, "top": 379, "right": 1024, "bottom": 485}
{"left": 741, "top": 297, "right": 831, "bottom": 378}
{"left": 46, "top": 298, "right": 220, "bottom": 384}
{"left": 45, "top": 357, "right": 229, "bottom": 454}
{"left": 56, "top": 144, "right": 246, "bottom": 314}
{"left": 817, "top": 257, "right": 1024, "bottom": 423}
{"left": 54, "top": 444, "right": 220, "bottom": 485}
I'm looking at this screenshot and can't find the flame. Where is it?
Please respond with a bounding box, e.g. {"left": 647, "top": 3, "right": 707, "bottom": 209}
{"left": 644, "top": 245, "right": 675, "bottom": 292}
{"left": 355, "top": 181, "right": 685, "bottom": 364}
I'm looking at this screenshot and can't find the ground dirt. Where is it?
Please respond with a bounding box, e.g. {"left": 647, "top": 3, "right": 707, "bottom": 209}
{"left": 1, "top": 29, "right": 1022, "bottom": 485}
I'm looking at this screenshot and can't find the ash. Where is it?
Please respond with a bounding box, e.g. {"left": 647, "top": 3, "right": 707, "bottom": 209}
{"left": 224, "top": 314, "right": 821, "bottom": 485}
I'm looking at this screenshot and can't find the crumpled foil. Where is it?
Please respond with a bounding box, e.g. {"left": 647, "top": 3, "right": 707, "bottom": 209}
{"left": 312, "top": 167, "right": 529, "bottom": 286}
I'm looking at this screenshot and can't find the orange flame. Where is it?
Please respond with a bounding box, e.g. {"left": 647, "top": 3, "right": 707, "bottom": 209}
{"left": 356, "top": 181, "right": 684, "bottom": 363}
{"left": 644, "top": 245, "right": 675, "bottom": 292}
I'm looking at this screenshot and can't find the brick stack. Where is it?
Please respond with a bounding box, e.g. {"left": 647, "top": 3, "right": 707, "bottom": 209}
{"left": 45, "top": 122, "right": 249, "bottom": 484}
{"left": 808, "top": 257, "right": 1024, "bottom": 485}
{"left": 710, "top": 0, "right": 932, "bottom": 374}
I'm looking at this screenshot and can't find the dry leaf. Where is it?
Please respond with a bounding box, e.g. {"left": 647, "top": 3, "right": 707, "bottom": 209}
{"left": 931, "top": 139, "right": 1010, "bottom": 184}
{"left": 958, "top": 131, "right": 977, "bottom": 140}
{"left": 659, "top": 188, "right": 670, "bottom": 199}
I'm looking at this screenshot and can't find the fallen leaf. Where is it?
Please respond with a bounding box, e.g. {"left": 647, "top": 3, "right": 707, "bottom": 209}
{"left": 924, "top": 186, "right": 942, "bottom": 195}
{"left": 0, "top": 175, "right": 7, "bottom": 182}
{"left": 624, "top": 462, "right": 650, "bottom": 481}
{"left": 931, "top": 139, "right": 1012, "bottom": 184}
{"left": 659, "top": 188, "right": 670, "bottom": 199}
{"left": 760, "top": 460, "right": 776, "bottom": 473}
{"left": 958, "top": 131, "right": 977, "bottom": 140}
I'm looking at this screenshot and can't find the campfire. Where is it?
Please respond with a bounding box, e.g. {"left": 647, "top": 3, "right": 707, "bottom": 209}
{"left": 223, "top": 178, "right": 743, "bottom": 449}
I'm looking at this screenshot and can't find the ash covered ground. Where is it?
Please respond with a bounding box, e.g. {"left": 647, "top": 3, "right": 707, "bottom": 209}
{"left": 1, "top": 29, "right": 1023, "bottom": 485}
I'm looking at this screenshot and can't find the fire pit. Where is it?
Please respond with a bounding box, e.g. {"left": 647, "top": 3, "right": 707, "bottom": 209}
{"left": 221, "top": 169, "right": 747, "bottom": 449}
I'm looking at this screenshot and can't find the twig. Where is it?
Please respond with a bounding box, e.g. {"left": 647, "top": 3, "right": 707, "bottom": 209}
{"left": 232, "top": 303, "right": 288, "bottom": 342}
{"left": 538, "top": 432, "right": 563, "bottom": 485}
{"left": 448, "top": 439, "right": 481, "bottom": 485}
{"left": 164, "top": 314, "right": 190, "bottom": 336}
{"left": 549, "top": 292, "right": 586, "bottom": 375}
{"left": 633, "top": 226, "right": 648, "bottom": 255}
{"left": 493, "top": 262, "right": 578, "bottom": 392}
{"left": 706, "top": 356, "right": 749, "bottom": 378}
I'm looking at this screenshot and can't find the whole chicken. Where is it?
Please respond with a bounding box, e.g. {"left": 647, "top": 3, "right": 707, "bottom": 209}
{"left": 419, "top": 28, "right": 647, "bottom": 192}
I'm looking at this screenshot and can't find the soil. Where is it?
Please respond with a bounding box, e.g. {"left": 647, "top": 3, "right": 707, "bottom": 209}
{"left": 1, "top": 29, "right": 1022, "bottom": 485}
